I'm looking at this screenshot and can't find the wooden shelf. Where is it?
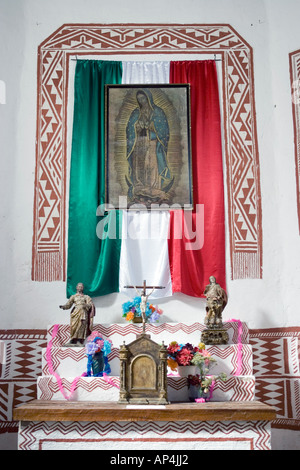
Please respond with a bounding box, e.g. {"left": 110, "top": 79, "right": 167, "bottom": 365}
{"left": 13, "top": 400, "right": 276, "bottom": 423}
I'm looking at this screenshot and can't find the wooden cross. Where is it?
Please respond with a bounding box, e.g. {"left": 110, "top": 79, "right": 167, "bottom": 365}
{"left": 124, "top": 280, "right": 165, "bottom": 295}
{"left": 124, "top": 280, "right": 165, "bottom": 333}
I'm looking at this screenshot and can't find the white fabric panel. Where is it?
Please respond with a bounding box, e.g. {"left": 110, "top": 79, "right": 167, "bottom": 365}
{"left": 121, "top": 61, "right": 170, "bottom": 84}
{"left": 119, "top": 211, "right": 173, "bottom": 299}
{"left": 119, "top": 61, "right": 172, "bottom": 299}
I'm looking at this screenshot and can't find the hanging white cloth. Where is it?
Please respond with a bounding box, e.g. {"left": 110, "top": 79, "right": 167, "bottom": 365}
{"left": 121, "top": 61, "right": 170, "bottom": 84}
{"left": 119, "top": 61, "right": 173, "bottom": 299}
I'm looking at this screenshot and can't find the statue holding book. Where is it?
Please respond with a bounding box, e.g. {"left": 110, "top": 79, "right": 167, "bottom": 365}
{"left": 59, "top": 282, "right": 95, "bottom": 346}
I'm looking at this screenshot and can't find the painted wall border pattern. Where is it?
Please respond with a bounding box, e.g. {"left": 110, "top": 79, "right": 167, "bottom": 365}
{"left": 31, "top": 23, "right": 262, "bottom": 282}
{"left": 289, "top": 49, "right": 300, "bottom": 233}
{"left": 249, "top": 327, "right": 300, "bottom": 430}
{"left": 0, "top": 329, "right": 47, "bottom": 438}
{"left": 47, "top": 322, "right": 250, "bottom": 347}
{"left": 18, "top": 419, "right": 271, "bottom": 450}
{"left": 36, "top": 375, "right": 255, "bottom": 402}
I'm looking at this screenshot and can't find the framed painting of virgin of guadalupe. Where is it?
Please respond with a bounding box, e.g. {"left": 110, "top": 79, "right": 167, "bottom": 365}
{"left": 105, "top": 84, "right": 193, "bottom": 210}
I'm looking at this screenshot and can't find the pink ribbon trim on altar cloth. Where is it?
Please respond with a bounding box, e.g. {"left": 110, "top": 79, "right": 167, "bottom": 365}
{"left": 167, "top": 371, "right": 180, "bottom": 377}
{"left": 46, "top": 324, "right": 86, "bottom": 400}
{"left": 102, "top": 372, "right": 120, "bottom": 389}
{"left": 208, "top": 379, "right": 215, "bottom": 400}
{"left": 227, "top": 318, "right": 243, "bottom": 376}
{"left": 46, "top": 325, "right": 120, "bottom": 399}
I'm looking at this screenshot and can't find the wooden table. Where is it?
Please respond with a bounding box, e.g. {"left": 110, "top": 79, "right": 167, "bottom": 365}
{"left": 13, "top": 399, "right": 276, "bottom": 423}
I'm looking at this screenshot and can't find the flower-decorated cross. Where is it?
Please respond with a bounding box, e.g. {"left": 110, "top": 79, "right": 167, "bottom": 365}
{"left": 124, "top": 280, "right": 164, "bottom": 333}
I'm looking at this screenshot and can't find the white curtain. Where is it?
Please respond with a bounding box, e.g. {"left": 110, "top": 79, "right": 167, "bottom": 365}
{"left": 121, "top": 61, "right": 170, "bottom": 84}
{"left": 118, "top": 61, "right": 173, "bottom": 299}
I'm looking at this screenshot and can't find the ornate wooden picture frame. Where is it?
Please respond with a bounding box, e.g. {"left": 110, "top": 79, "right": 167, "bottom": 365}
{"left": 105, "top": 84, "right": 193, "bottom": 210}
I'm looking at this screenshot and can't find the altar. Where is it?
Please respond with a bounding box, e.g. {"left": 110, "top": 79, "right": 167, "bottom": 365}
{"left": 13, "top": 321, "right": 276, "bottom": 450}
{"left": 14, "top": 400, "right": 275, "bottom": 451}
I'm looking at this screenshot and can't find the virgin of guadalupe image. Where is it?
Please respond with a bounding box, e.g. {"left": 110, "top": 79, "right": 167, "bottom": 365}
{"left": 125, "top": 89, "right": 174, "bottom": 204}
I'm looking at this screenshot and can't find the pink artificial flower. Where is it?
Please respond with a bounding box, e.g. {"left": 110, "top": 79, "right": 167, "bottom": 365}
{"left": 167, "top": 342, "right": 181, "bottom": 355}
{"left": 177, "top": 348, "right": 193, "bottom": 366}
{"left": 201, "top": 350, "right": 211, "bottom": 357}
{"left": 95, "top": 339, "right": 104, "bottom": 350}
{"left": 88, "top": 331, "right": 100, "bottom": 340}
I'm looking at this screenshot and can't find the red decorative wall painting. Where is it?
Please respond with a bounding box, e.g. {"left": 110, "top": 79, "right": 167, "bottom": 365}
{"left": 31, "top": 24, "right": 263, "bottom": 283}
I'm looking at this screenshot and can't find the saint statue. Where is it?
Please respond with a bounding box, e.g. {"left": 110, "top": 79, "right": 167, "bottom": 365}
{"left": 126, "top": 89, "right": 174, "bottom": 203}
{"left": 59, "top": 282, "right": 95, "bottom": 346}
{"left": 204, "top": 276, "right": 227, "bottom": 328}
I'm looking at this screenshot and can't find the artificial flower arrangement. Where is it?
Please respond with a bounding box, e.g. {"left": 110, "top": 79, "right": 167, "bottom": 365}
{"left": 187, "top": 372, "right": 227, "bottom": 402}
{"left": 187, "top": 348, "right": 227, "bottom": 401}
{"left": 122, "top": 296, "right": 163, "bottom": 323}
{"left": 167, "top": 341, "right": 206, "bottom": 370}
{"left": 190, "top": 348, "right": 217, "bottom": 373}
{"left": 85, "top": 331, "right": 113, "bottom": 377}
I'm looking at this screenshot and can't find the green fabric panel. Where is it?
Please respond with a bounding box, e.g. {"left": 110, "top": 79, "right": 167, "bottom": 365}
{"left": 67, "top": 60, "right": 122, "bottom": 298}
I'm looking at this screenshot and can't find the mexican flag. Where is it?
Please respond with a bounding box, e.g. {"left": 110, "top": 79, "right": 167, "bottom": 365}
{"left": 67, "top": 60, "right": 226, "bottom": 300}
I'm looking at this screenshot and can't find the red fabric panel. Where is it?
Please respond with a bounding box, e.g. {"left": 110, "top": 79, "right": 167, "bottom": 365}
{"left": 169, "top": 60, "right": 226, "bottom": 297}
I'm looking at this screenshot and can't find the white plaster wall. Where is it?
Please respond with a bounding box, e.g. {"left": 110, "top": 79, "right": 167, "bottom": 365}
{"left": 1, "top": 0, "right": 300, "bottom": 331}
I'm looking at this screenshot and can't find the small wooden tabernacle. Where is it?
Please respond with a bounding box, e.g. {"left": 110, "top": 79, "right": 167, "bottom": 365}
{"left": 118, "top": 332, "right": 169, "bottom": 405}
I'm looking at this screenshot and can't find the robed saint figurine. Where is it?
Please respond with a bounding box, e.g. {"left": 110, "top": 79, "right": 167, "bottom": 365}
{"left": 59, "top": 282, "right": 95, "bottom": 346}
{"left": 201, "top": 276, "right": 229, "bottom": 345}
